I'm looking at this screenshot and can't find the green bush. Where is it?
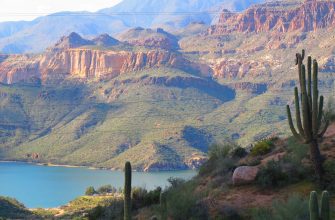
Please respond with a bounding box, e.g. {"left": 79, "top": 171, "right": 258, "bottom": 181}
{"left": 323, "top": 159, "right": 335, "bottom": 190}
{"left": 166, "top": 181, "right": 208, "bottom": 220}
{"left": 85, "top": 186, "right": 96, "bottom": 196}
{"left": 231, "top": 146, "right": 247, "bottom": 158}
{"left": 256, "top": 161, "right": 288, "bottom": 188}
{"left": 200, "top": 142, "right": 240, "bottom": 177}
{"left": 272, "top": 195, "right": 309, "bottom": 220}
{"left": 96, "top": 185, "right": 117, "bottom": 194}
{"left": 251, "top": 140, "right": 273, "bottom": 156}
{"left": 252, "top": 195, "right": 308, "bottom": 220}
{"left": 132, "top": 187, "right": 161, "bottom": 209}
{"left": 167, "top": 177, "right": 186, "bottom": 188}
{"left": 208, "top": 143, "right": 234, "bottom": 160}
{"left": 325, "top": 97, "right": 335, "bottom": 122}
{"left": 284, "top": 137, "right": 308, "bottom": 164}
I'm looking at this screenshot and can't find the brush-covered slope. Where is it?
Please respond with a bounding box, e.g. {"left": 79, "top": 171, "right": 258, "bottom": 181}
{"left": 0, "top": 67, "right": 236, "bottom": 171}
{"left": 0, "top": 196, "right": 36, "bottom": 219}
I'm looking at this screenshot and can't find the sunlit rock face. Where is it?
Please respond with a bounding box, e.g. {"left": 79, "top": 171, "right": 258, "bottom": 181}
{"left": 208, "top": 1, "right": 335, "bottom": 35}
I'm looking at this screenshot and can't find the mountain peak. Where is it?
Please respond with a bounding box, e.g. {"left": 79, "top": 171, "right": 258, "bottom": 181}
{"left": 53, "top": 32, "right": 94, "bottom": 49}
{"left": 92, "top": 34, "right": 120, "bottom": 47}
{"left": 117, "top": 27, "right": 179, "bottom": 50}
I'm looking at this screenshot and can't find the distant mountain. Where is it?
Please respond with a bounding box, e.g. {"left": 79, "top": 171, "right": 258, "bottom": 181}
{"left": 207, "top": 0, "right": 335, "bottom": 35}
{"left": 0, "top": 0, "right": 264, "bottom": 54}
{"left": 100, "top": 0, "right": 265, "bottom": 28}
{"left": 0, "top": 12, "right": 127, "bottom": 54}
{"left": 116, "top": 27, "right": 179, "bottom": 50}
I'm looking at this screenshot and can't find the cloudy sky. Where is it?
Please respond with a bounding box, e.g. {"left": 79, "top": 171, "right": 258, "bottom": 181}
{"left": 0, "top": 0, "right": 122, "bottom": 22}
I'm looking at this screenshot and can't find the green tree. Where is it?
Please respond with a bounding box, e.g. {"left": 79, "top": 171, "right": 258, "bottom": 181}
{"left": 85, "top": 186, "right": 96, "bottom": 196}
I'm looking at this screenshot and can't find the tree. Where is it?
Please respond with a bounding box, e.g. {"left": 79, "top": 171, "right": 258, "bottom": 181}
{"left": 286, "top": 50, "right": 329, "bottom": 180}
{"left": 85, "top": 186, "right": 96, "bottom": 196}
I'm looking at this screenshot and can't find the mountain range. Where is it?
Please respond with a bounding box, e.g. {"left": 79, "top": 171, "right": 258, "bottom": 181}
{"left": 0, "top": 0, "right": 334, "bottom": 171}
{"left": 0, "top": 0, "right": 264, "bottom": 54}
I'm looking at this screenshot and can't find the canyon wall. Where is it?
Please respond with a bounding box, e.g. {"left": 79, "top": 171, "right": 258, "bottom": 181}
{"left": 0, "top": 49, "right": 199, "bottom": 84}
{"left": 208, "top": 1, "right": 335, "bottom": 35}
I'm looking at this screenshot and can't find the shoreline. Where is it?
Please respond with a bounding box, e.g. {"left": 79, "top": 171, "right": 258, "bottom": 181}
{"left": 0, "top": 160, "right": 198, "bottom": 173}
{"left": 0, "top": 160, "right": 115, "bottom": 171}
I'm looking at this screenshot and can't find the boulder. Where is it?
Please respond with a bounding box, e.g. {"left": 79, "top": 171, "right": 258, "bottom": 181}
{"left": 232, "top": 166, "right": 259, "bottom": 186}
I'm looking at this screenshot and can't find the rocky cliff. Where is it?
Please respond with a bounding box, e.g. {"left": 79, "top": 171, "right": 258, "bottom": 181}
{"left": 0, "top": 49, "right": 202, "bottom": 84}
{"left": 208, "top": 0, "right": 335, "bottom": 35}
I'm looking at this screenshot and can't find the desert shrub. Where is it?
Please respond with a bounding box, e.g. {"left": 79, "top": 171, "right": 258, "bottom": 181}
{"left": 247, "top": 158, "right": 262, "bottom": 166}
{"left": 325, "top": 96, "right": 335, "bottom": 122}
{"left": 323, "top": 159, "right": 335, "bottom": 189}
{"left": 256, "top": 161, "right": 288, "bottom": 188}
{"left": 215, "top": 206, "right": 243, "bottom": 220}
{"left": 251, "top": 140, "right": 274, "bottom": 156}
{"left": 167, "top": 177, "right": 186, "bottom": 188}
{"left": 85, "top": 186, "right": 96, "bottom": 196}
{"left": 251, "top": 195, "right": 308, "bottom": 220}
{"left": 166, "top": 181, "right": 208, "bottom": 220}
{"left": 324, "top": 159, "right": 335, "bottom": 176}
{"left": 132, "top": 187, "right": 161, "bottom": 209}
{"left": 88, "top": 205, "right": 104, "bottom": 219}
{"left": 251, "top": 208, "right": 272, "bottom": 220}
{"left": 200, "top": 142, "right": 239, "bottom": 177}
{"left": 96, "top": 185, "right": 117, "bottom": 195}
{"left": 231, "top": 146, "right": 248, "bottom": 158}
{"left": 284, "top": 137, "right": 308, "bottom": 164}
{"left": 209, "top": 143, "right": 234, "bottom": 160}
{"left": 272, "top": 195, "right": 308, "bottom": 220}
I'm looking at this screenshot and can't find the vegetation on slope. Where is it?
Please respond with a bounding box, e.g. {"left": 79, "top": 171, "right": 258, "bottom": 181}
{"left": 0, "top": 66, "right": 293, "bottom": 171}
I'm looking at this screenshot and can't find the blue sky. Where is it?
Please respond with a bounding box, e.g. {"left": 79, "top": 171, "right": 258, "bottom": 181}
{"left": 0, "top": 0, "right": 122, "bottom": 22}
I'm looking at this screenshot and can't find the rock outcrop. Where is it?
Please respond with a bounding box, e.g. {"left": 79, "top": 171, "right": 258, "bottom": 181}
{"left": 212, "top": 57, "right": 279, "bottom": 79}
{"left": 208, "top": 1, "right": 335, "bottom": 35}
{"left": 0, "top": 49, "right": 206, "bottom": 84}
{"left": 232, "top": 166, "right": 259, "bottom": 186}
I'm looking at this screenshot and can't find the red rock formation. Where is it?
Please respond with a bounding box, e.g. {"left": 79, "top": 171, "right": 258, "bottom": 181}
{"left": 212, "top": 58, "right": 278, "bottom": 79}
{"left": 0, "top": 49, "right": 204, "bottom": 84}
{"left": 208, "top": 1, "right": 335, "bottom": 35}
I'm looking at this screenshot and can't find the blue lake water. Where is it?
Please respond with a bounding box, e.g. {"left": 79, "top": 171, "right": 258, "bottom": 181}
{"left": 0, "top": 162, "right": 197, "bottom": 208}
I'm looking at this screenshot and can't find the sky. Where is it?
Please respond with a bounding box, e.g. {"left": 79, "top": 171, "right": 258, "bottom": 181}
{"left": 0, "top": 0, "right": 122, "bottom": 22}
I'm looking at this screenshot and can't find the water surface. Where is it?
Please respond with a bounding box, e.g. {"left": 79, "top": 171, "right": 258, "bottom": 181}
{"left": 0, "top": 162, "right": 196, "bottom": 208}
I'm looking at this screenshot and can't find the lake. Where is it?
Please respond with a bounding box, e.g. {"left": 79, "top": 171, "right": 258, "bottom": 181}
{"left": 0, "top": 162, "right": 197, "bottom": 208}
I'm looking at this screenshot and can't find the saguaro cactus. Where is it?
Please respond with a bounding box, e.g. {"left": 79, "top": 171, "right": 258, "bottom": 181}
{"left": 309, "top": 191, "right": 330, "bottom": 220}
{"left": 287, "top": 50, "right": 329, "bottom": 180}
{"left": 124, "top": 161, "right": 132, "bottom": 220}
{"left": 160, "top": 192, "right": 168, "bottom": 220}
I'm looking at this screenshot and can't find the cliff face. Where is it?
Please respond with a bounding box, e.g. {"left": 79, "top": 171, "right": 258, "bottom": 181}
{"left": 0, "top": 49, "right": 198, "bottom": 84}
{"left": 208, "top": 1, "right": 335, "bottom": 35}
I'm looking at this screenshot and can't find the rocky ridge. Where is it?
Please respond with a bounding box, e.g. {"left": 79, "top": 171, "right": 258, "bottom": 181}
{"left": 0, "top": 32, "right": 206, "bottom": 84}
{"left": 208, "top": 0, "right": 335, "bottom": 35}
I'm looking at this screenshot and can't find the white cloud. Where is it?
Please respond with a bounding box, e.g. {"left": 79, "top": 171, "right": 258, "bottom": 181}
{"left": 0, "top": 0, "right": 122, "bottom": 22}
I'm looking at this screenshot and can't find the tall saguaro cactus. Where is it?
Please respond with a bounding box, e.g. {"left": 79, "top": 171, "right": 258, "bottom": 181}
{"left": 309, "top": 191, "right": 330, "bottom": 220}
{"left": 124, "top": 161, "right": 132, "bottom": 220}
{"left": 160, "top": 192, "right": 168, "bottom": 220}
{"left": 287, "top": 50, "right": 329, "bottom": 180}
